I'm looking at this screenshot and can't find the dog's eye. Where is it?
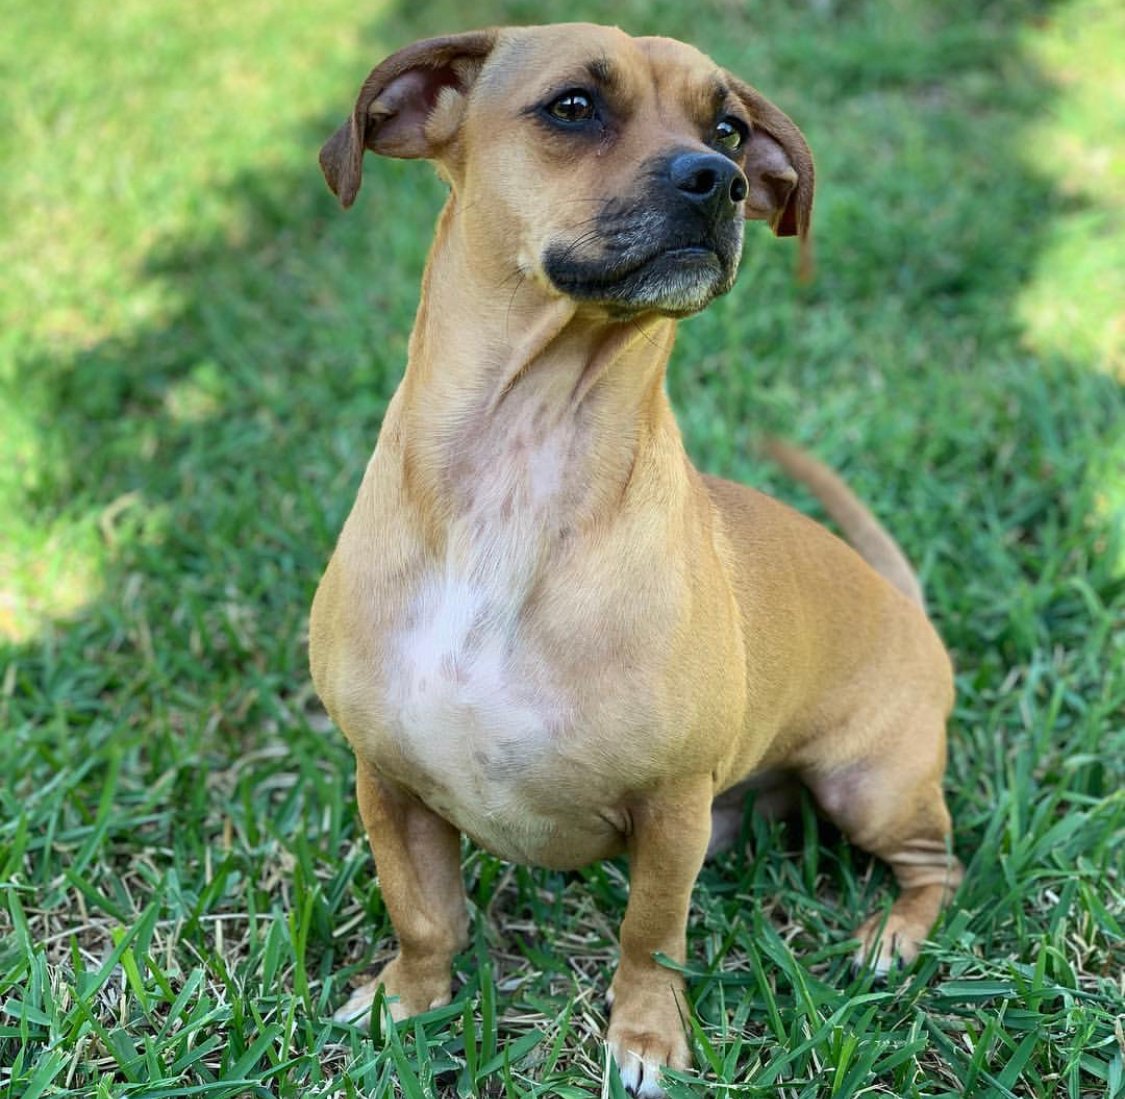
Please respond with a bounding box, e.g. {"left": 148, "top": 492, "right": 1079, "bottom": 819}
{"left": 546, "top": 91, "right": 596, "bottom": 124}
{"left": 714, "top": 117, "right": 748, "bottom": 152}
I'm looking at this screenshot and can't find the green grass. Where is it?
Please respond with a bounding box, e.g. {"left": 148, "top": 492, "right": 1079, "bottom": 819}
{"left": 2, "top": 0, "right": 1123, "bottom": 1095}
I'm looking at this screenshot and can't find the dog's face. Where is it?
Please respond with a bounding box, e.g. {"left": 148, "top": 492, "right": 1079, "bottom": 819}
{"left": 321, "top": 25, "right": 813, "bottom": 319}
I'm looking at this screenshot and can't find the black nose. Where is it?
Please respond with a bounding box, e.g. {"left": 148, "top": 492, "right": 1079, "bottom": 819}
{"left": 668, "top": 152, "right": 749, "bottom": 214}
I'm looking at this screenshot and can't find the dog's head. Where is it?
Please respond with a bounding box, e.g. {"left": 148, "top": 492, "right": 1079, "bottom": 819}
{"left": 321, "top": 24, "right": 813, "bottom": 318}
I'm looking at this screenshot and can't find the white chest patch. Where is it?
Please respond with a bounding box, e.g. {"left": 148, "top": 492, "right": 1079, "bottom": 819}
{"left": 382, "top": 426, "right": 574, "bottom": 860}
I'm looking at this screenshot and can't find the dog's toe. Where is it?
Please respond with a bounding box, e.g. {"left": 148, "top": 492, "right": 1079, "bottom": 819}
{"left": 612, "top": 1045, "right": 669, "bottom": 1097}
{"left": 332, "top": 958, "right": 451, "bottom": 1025}
{"left": 853, "top": 915, "right": 922, "bottom": 977}
{"left": 333, "top": 981, "right": 380, "bottom": 1024}
{"left": 607, "top": 1025, "right": 689, "bottom": 1098}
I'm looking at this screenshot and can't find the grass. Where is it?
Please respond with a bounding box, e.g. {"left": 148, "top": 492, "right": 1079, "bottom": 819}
{"left": 1, "top": 0, "right": 1123, "bottom": 1095}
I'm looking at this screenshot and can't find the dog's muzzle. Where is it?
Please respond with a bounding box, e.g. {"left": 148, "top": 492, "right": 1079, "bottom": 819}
{"left": 542, "top": 151, "right": 747, "bottom": 318}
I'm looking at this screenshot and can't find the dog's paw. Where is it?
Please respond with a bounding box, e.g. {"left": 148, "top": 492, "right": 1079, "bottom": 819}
{"left": 851, "top": 910, "right": 924, "bottom": 978}
{"left": 333, "top": 979, "right": 396, "bottom": 1024}
{"left": 607, "top": 1022, "right": 690, "bottom": 1097}
{"left": 605, "top": 979, "right": 691, "bottom": 1099}
{"left": 332, "top": 956, "right": 451, "bottom": 1024}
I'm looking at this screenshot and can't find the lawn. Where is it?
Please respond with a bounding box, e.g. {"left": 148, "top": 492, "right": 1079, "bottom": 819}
{"left": 1, "top": 0, "right": 1122, "bottom": 1095}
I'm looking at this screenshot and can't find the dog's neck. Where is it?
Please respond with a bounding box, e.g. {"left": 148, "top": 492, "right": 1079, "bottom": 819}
{"left": 390, "top": 199, "right": 687, "bottom": 527}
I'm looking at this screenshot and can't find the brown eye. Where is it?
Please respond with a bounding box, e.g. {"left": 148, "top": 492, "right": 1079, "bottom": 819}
{"left": 547, "top": 91, "right": 596, "bottom": 124}
{"left": 714, "top": 117, "right": 747, "bottom": 152}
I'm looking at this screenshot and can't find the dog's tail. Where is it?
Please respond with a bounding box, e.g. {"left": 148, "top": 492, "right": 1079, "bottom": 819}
{"left": 762, "top": 436, "right": 924, "bottom": 607}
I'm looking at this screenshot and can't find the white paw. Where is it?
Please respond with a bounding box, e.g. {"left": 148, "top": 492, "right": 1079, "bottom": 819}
{"left": 611, "top": 1043, "right": 669, "bottom": 1097}
{"left": 607, "top": 1022, "right": 690, "bottom": 1097}
{"left": 332, "top": 982, "right": 379, "bottom": 1024}
{"left": 332, "top": 978, "right": 413, "bottom": 1024}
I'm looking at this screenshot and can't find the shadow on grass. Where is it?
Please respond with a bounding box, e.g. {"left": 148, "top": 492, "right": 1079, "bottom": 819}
{"left": 2, "top": 0, "right": 1123, "bottom": 1091}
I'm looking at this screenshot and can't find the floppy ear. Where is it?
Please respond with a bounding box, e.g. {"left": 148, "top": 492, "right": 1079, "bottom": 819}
{"left": 319, "top": 29, "right": 498, "bottom": 208}
{"left": 725, "top": 74, "right": 814, "bottom": 240}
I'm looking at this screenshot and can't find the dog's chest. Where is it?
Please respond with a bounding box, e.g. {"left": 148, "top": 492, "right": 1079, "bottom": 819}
{"left": 378, "top": 433, "right": 584, "bottom": 859}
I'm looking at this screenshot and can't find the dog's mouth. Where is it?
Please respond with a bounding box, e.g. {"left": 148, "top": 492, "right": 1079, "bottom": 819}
{"left": 542, "top": 217, "right": 743, "bottom": 319}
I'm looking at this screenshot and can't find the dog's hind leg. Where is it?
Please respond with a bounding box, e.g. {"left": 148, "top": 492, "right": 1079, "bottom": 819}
{"left": 803, "top": 711, "right": 963, "bottom": 974}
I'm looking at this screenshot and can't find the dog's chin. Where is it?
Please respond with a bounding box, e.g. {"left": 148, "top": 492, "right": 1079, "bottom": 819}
{"left": 544, "top": 245, "right": 738, "bottom": 319}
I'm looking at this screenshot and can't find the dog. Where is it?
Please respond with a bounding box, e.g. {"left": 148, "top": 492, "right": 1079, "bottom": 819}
{"left": 310, "top": 23, "right": 962, "bottom": 1096}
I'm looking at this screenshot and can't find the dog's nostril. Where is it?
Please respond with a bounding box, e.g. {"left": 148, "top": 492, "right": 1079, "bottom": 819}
{"left": 730, "top": 175, "right": 748, "bottom": 203}
{"left": 681, "top": 167, "right": 719, "bottom": 196}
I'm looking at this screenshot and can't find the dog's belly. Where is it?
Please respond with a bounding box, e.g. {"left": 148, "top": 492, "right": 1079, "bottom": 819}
{"left": 377, "top": 571, "right": 624, "bottom": 867}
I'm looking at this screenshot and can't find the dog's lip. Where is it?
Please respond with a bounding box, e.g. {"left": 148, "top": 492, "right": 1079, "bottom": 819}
{"left": 627, "top": 244, "right": 725, "bottom": 275}
{"left": 632, "top": 244, "right": 722, "bottom": 269}
{"left": 661, "top": 245, "right": 719, "bottom": 259}
{"left": 553, "top": 244, "right": 722, "bottom": 290}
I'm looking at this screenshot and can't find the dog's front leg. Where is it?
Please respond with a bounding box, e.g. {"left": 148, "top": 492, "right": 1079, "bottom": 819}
{"left": 607, "top": 773, "right": 713, "bottom": 1097}
{"left": 335, "top": 760, "right": 468, "bottom": 1024}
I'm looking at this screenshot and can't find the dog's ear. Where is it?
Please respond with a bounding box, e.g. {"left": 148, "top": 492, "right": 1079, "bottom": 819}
{"left": 320, "top": 29, "right": 498, "bottom": 208}
{"left": 725, "top": 75, "right": 814, "bottom": 241}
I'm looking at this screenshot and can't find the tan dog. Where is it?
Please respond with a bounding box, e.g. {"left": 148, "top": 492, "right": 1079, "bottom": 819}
{"left": 310, "top": 23, "right": 962, "bottom": 1096}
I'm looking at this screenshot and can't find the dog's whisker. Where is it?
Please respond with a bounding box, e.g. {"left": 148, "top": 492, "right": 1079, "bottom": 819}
{"left": 504, "top": 268, "right": 528, "bottom": 340}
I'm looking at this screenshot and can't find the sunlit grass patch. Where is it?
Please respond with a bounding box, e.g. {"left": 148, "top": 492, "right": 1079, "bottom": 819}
{"left": 0, "top": 521, "right": 104, "bottom": 643}
{"left": 1016, "top": 0, "right": 1125, "bottom": 378}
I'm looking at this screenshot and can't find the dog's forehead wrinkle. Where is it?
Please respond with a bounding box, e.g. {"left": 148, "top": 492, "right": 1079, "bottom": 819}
{"left": 710, "top": 77, "right": 732, "bottom": 113}
{"left": 586, "top": 54, "right": 620, "bottom": 90}
{"left": 633, "top": 35, "right": 724, "bottom": 117}
{"left": 478, "top": 23, "right": 636, "bottom": 95}
{"left": 472, "top": 27, "right": 722, "bottom": 136}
